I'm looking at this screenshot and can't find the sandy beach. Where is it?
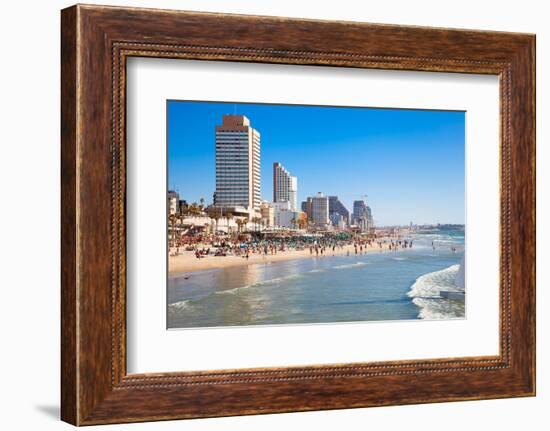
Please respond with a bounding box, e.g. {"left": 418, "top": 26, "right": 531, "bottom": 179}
{"left": 167, "top": 228, "right": 465, "bottom": 328}
{"left": 169, "top": 242, "right": 394, "bottom": 274}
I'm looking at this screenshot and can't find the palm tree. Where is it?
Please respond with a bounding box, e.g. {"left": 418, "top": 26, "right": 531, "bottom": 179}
{"left": 211, "top": 212, "right": 220, "bottom": 234}
{"left": 168, "top": 214, "right": 177, "bottom": 247}
{"left": 220, "top": 208, "right": 233, "bottom": 234}
{"left": 236, "top": 218, "right": 246, "bottom": 234}
{"left": 253, "top": 217, "right": 262, "bottom": 232}
{"left": 188, "top": 203, "right": 200, "bottom": 215}
{"left": 300, "top": 214, "right": 309, "bottom": 230}
{"left": 178, "top": 201, "right": 189, "bottom": 216}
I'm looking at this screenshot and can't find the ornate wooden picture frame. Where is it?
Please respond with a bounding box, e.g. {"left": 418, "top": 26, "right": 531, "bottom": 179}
{"left": 61, "top": 4, "right": 535, "bottom": 425}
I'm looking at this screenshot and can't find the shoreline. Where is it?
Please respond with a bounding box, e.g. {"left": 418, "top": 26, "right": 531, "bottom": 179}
{"left": 169, "top": 242, "right": 395, "bottom": 275}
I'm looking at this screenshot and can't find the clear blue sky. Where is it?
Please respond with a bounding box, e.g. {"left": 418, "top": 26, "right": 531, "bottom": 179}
{"left": 167, "top": 100, "right": 465, "bottom": 226}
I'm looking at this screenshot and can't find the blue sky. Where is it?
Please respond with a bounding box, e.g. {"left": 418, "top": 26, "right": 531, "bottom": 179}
{"left": 167, "top": 100, "right": 465, "bottom": 226}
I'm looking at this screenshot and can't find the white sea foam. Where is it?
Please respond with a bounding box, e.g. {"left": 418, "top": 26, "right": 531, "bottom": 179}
{"left": 455, "top": 256, "right": 465, "bottom": 290}
{"left": 392, "top": 257, "right": 407, "bottom": 261}
{"left": 412, "top": 297, "right": 465, "bottom": 320}
{"left": 333, "top": 262, "right": 369, "bottom": 270}
{"left": 407, "top": 264, "right": 465, "bottom": 320}
{"left": 168, "top": 299, "right": 193, "bottom": 310}
{"left": 219, "top": 273, "right": 305, "bottom": 295}
{"left": 407, "top": 264, "right": 461, "bottom": 298}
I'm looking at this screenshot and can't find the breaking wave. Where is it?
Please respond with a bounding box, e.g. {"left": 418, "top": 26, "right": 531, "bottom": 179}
{"left": 168, "top": 299, "right": 193, "bottom": 310}
{"left": 407, "top": 263, "right": 465, "bottom": 320}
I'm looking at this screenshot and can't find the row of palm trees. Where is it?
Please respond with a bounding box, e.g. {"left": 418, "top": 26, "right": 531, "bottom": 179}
{"left": 168, "top": 205, "right": 258, "bottom": 247}
{"left": 168, "top": 199, "right": 313, "bottom": 246}
{"left": 178, "top": 198, "right": 205, "bottom": 217}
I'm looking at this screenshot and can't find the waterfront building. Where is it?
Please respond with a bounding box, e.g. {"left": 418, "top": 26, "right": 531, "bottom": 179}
{"left": 273, "top": 162, "right": 298, "bottom": 211}
{"left": 328, "top": 196, "right": 350, "bottom": 226}
{"left": 330, "top": 212, "right": 346, "bottom": 230}
{"left": 366, "top": 205, "right": 373, "bottom": 229}
{"left": 309, "top": 192, "right": 330, "bottom": 227}
{"left": 353, "top": 199, "right": 374, "bottom": 232}
{"left": 272, "top": 203, "right": 304, "bottom": 229}
{"left": 272, "top": 201, "right": 291, "bottom": 227}
{"left": 276, "top": 210, "right": 301, "bottom": 229}
{"left": 167, "top": 190, "right": 179, "bottom": 215}
{"left": 213, "top": 115, "right": 261, "bottom": 218}
{"left": 260, "top": 201, "right": 275, "bottom": 227}
{"left": 272, "top": 200, "right": 291, "bottom": 212}
{"left": 302, "top": 198, "right": 314, "bottom": 225}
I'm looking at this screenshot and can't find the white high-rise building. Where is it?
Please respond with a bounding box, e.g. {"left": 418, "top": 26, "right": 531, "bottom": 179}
{"left": 273, "top": 162, "right": 298, "bottom": 211}
{"left": 214, "top": 115, "right": 261, "bottom": 215}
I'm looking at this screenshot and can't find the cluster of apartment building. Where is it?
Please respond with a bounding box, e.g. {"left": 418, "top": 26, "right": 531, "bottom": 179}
{"left": 169, "top": 114, "right": 374, "bottom": 232}
{"left": 299, "top": 193, "right": 373, "bottom": 232}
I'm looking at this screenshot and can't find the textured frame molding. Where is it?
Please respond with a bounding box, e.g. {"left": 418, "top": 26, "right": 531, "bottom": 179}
{"left": 61, "top": 4, "right": 535, "bottom": 425}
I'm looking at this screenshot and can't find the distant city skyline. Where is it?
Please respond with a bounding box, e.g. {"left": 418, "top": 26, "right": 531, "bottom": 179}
{"left": 167, "top": 100, "right": 465, "bottom": 226}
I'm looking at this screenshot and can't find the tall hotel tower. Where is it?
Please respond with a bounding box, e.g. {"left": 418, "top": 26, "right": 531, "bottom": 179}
{"left": 273, "top": 162, "right": 298, "bottom": 211}
{"left": 214, "top": 115, "right": 261, "bottom": 216}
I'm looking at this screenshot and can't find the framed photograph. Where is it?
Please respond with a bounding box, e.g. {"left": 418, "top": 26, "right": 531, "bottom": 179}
{"left": 61, "top": 4, "right": 536, "bottom": 425}
{"left": 165, "top": 101, "right": 466, "bottom": 330}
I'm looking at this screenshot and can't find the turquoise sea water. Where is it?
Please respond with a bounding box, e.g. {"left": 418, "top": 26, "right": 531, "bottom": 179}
{"left": 167, "top": 229, "right": 465, "bottom": 329}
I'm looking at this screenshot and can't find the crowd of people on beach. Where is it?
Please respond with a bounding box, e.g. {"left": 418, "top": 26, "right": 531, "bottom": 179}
{"left": 171, "top": 232, "right": 417, "bottom": 261}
